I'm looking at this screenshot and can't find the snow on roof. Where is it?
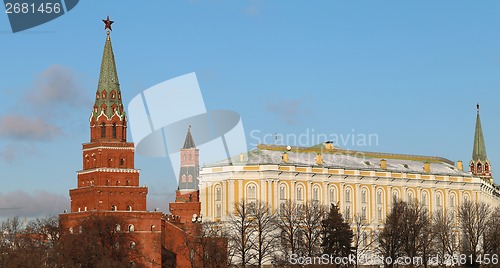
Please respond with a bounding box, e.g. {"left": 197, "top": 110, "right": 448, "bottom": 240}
{"left": 206, "top": 144, "right": 471, "bottom": 177}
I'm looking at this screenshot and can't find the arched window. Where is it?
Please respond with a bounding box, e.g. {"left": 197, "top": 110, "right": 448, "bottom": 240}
{"left": 128, "top": 224, "right": 135, "bottom": 232}
{"left": 450, "top": 194, "right": 455, "bottom": 207}
{"left": 247, "top": 184, "right": 256, "bottom": 201}
{"left": 329, "top": 187, "right": 336, "bottom": 204}
{"left": 422, "top": 192, "right": 428, "bottom": 206}
{"left": 477, "top": 163, "right": 482, "bottom": 172}
{"left": 377, "top": 190, "right": 383, "bottom": 204}
{"left": 361, "top": 190, "right": 367, "bottom": 203}
{"left": 485, "top": 163, "right": 489, "bottom": 172}
{"left": 296, "top": 185, "right": 303, "bottom": 201}
{"left": 279, "top": 185, "right": 286, "bottom": 200}
{"left": 188, "top": 175, "right": 193, "bottom": 182}
{"left": 130, "top": 241, "right": 136, "bottom": 249}
{"left": 392, "top": 190, "right": 399, "bottom": 201}
{"left": 181, "top": 175, "right": 186, "bottom": 183}
{"left": 345, "top": 188, "right": 351, "bottom": 203}
{"left": 101, "top": 123, "right": 106, "bottom": 138}
{"left": 436, "top": 193, "right": 442, "bottom": 207}
{"left": 216, "top": 186, "right": 222, "bottom": 201}
{"left": 112, "top": 123, "right": 117, "bottom": 138}
{"left": 127, "top": 205, "right": 132, "bottom": 211}
{"left": 408, "top": 191, "right": 414, "bottom": 203}
{"left": 111, "top": 205, "right": 117, "bottom": 211}
{"left": 312, "top": 186, "right": 320, "bottom": 201}
{"left": 115, "top": 224, "right": 121, "bottom": 232}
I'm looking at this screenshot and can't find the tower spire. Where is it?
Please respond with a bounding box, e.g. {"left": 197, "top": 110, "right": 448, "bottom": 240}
{"left": 90, "top": 17, "right": 127, "bottom": 143}
{"left": 472, "top": 103, "right": 487, "bottom": 162}
{"left": 470, "top": 103, "right": 492, "bottom": 182}
{"left": 92, "top": 16, "right": 124, "bottom": 120}
{"left": 183, "top": 125, "right": 196, "bottom": 149}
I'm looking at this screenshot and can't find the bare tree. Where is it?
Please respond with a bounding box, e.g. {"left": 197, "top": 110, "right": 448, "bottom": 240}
{"left": 276, "top": 200, "right": 304, "bottom": 263}
{"left": 400, "top": 201, "right": 431, "bottom": 268}
{"left": 302, "top": 201, "right": 326, "bottom": 258}
{"left": 251, "top": 200, "right": 278, "bottom": 267}
{"left": 0, "top": 216, "right": 61, "bottom": 268}
{"left": 228, "top": 200, "right": 255, "bottom": 267}
{"left": 352, "top": 213, "right": 372, "bottom": 268}
{"left": 182, "top": 221, "right": 229, "bottom": 268}
{"left": 458, "top": 200, "right": 491, "bottom": 268}
{"left": 432, "top": 209, "right": 459, "bottom": 267}
{"left": 484, "top": 206, "right": 500, "bottom": 268}
{"left": 57, "top": 215, "right": 142, "bottom": 268}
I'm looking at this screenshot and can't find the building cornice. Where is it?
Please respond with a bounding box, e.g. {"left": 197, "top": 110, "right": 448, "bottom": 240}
{"left": 77, "top": 168, "right": 140, "bottom": 175}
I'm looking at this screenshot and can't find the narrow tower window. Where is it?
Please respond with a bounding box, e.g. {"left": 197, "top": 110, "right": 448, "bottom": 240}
{"left": 101, "top": 123, "right": 106, "bottom": 138}
{"left": 112, "top": 123, "right": 117, "bottom": 138}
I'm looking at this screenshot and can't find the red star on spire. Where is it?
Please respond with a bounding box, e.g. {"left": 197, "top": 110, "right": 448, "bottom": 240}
{"left": 102, "top": 16, "right": 114, "bottom": 31}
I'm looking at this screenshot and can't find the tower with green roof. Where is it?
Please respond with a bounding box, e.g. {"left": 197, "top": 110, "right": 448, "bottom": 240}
{"left": 470, "top": 104, "right": 492, "bottom": 182}
{"left": 90, "top": 25, "right": 127, "bottom": 142}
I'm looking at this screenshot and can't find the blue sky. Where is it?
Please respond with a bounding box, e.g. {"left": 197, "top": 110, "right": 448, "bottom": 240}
{"left": 1, "top": 0, "right": 500, "bottom": 217}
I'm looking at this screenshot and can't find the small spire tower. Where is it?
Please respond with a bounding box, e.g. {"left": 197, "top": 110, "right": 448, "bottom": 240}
{"left": 470, "top": 103, "right": 492, "bottom": 183}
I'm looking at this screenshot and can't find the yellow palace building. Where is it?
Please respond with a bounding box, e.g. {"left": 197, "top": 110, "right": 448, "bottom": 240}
{"left": 198, "top": 106, "right": 500, "bottom": 225}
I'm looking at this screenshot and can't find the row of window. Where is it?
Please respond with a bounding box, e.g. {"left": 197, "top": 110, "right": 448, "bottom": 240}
{"left": 213, "top": 183, "right": 470, "bottom": 207}
{"left": 181, "top": 174, "right": 194, "bottom": 183}
{"left": 84, "top": 154, "right": 127, "bottom": 168}
{"left": 96, "top": 90, "right": 120, "bottom": 100}
{"left": 76, "top": 205, "right": 134, "bottom": 212}
{"left": 101, "top": 123, "right": 118, "bottom": 138}
{"left": 470, "top": 162, "right": 490, "bottom": 173}
{"left": 111, "top": 205, "right": 134, "bottom": 211}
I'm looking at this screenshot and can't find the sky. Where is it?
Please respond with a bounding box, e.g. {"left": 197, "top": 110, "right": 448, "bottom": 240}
{"left": 1, "top": 0, "right": 500, "bottom": 218}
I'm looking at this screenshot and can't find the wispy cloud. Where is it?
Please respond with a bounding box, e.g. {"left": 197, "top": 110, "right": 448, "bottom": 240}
{"left": 0, "top": 115, "right": 61, "bottom": 141}
{"left": 0, "top": 191, "right": 69, "bottom": 219}
{"left": 267, "top": 99, "right": 305, "bottom": 125}
{"left": 25, "top": 64, "right": 88, "bottom": 110}
{"left": 0, "top": 65, "right": 89, "bottom": 161}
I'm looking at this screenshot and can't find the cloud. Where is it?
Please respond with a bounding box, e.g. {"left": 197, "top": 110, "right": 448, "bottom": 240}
{"left": 25, "top": 64, "right": 88, "bottom": 110}
{"left": 0, "top": 191, "right": 69, "bottom": 219}
{"left": 0, "top": 114, "right": 62, "bottom": 141}
{"left": 0, "top": 65, "right": 90, "bottom": 161}
{"left": 267, "top": 99, "right": 305, "bottom": 125}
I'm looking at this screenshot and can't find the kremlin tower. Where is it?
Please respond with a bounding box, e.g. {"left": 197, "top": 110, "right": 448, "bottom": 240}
{"left": 470, "top": 104, "right": 493, "bottom": 183}
{"left": 169, "top": 126, "right": 201, "bottom": 223}
{"left": 59, "top": 17, "right": 163, "bottom": 267}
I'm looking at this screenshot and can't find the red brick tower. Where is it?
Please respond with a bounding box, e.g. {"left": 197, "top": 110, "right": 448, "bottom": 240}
{"left": 60, "top": 18, "right": 163, "bottom": 267}
{"left": 169, "top": 126, "right": 201, "bottom": 223}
